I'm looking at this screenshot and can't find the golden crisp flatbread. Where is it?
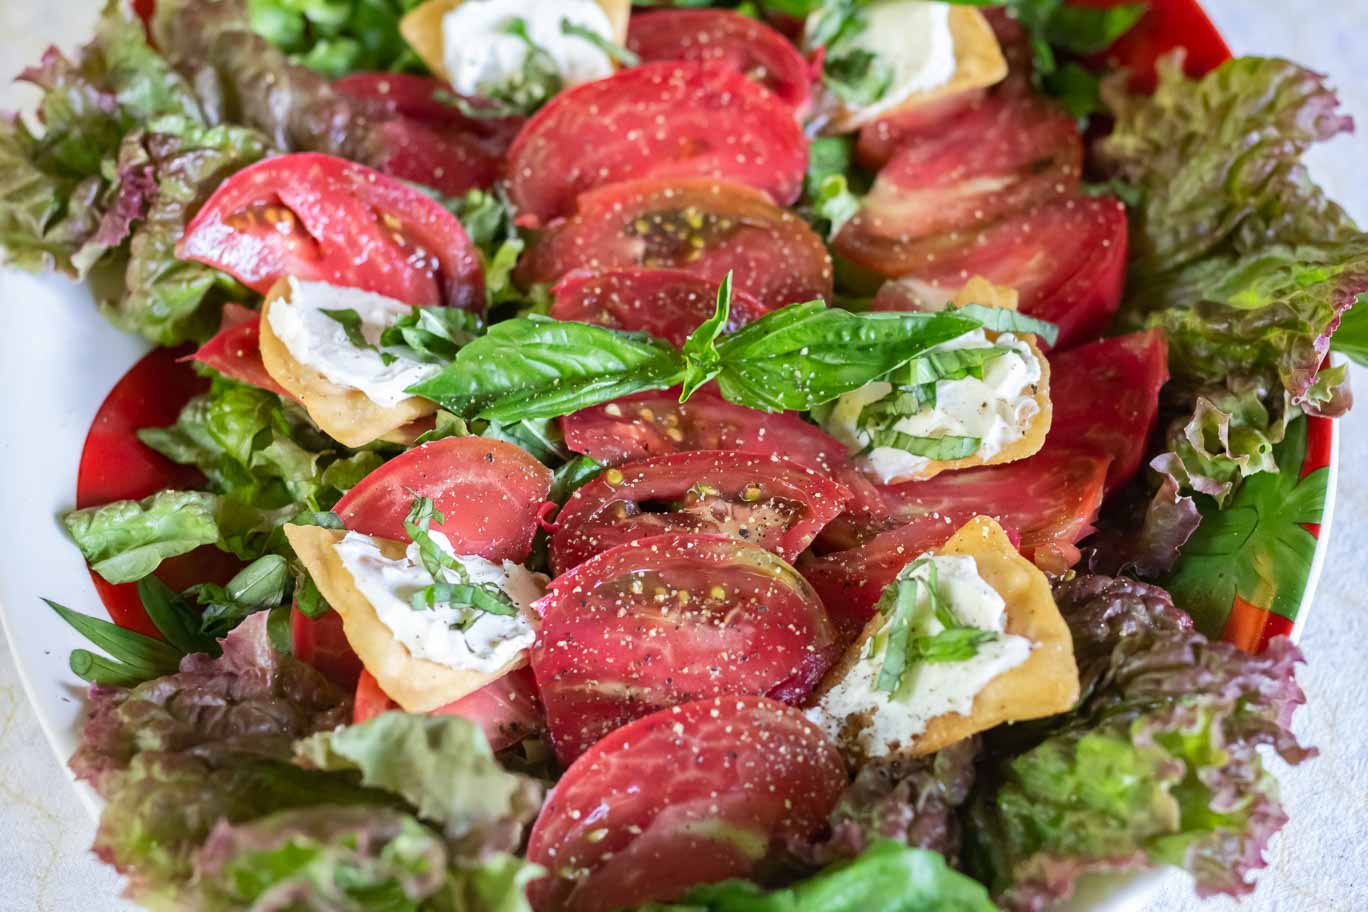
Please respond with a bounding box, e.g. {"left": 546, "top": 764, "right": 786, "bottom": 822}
{"left": 401, "top": 0, "right": 631, "bottom": 85}
{"left": 259, "top": 279, "right": 437, "bottom": 449}
{"left": 810, "top": 516, "right": 1079, "bottom": 764}
{"left": 285, "top": 524, "right": 529, "bottom": 713}
{"left": 824, "top": 6, "right": 1008, "bottom": 134}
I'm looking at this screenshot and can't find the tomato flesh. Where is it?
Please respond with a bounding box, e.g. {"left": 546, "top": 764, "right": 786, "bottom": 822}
{"left": 626, "top": 9, "right": 813, "bottom": 113}
{"left": 550, "top": 451, "right": 851, "bottom": 574}
{"left": 531, "top": 533, "right": 838, "bottom": 765}
{"left": 835, "top": 94, "right": 1081, "bottom": 278}
{"left": 804, "top": 448, "right": 1111, "bottom": 640}
{"left": 333, "top": 437, "right": 552, "bottom": 561}
{"left": 525, "top": 695, "right": 846, "bottom": 912}
{"left": 855, "top": 88, "right": 990, "bottom": 171}
{"left": 871, "top": 195, "right": 1129, "bottom": 350}
{"left": 291, "top": 605, "right": 364, "bottom": 689}
{"left": 353, "top": 667, "right": 543, "bottom": 752}
{"left": 506, "top": 62, "right": 808, "bottom": 226}
{"left": 549, "top": 268, "right": 768, "bottom": 348}
{"left": 1048, "top": 329, "right": 1170, "bottom": 491}
{"left": 191, "top": 304, "right": 296, "bottom": 399}
{"left": 517, "top": 178, "right": 832, "bottom": 312}
{"left": 179, "top": 152, "right": 484, "bottom": 312}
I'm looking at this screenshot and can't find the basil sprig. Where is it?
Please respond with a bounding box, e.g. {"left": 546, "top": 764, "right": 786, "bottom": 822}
{"left": 409, "top": 275, "right": 997, "bottom": 423}
{"left": 873, "top": 560, "right": 998, "bottom": 694}
{"left": 402, "top": 493, "right": 517, "bottom": 618}
{"left": 953, "top": 303, "right": 1060, "bottom": 348}
{"left": 863, "top": 431, "right": 981, "bottom": 460}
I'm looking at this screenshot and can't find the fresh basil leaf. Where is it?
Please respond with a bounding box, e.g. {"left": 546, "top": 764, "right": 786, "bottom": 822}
{"left": 825, "top": 48, "right": 894, "bottom": 106}
{"left": 1044, "top": 2, "right": 1147, "bottom": 54}
{"left": 910, "top": 627, "right": 998, "bottom": 663}
{"left": 195, "top": 554, "right": 291, "bottom": 637}
{"left": 321, "top": 307, "right": 397, "bottom": 365}
{"left": 412, "top": 582, "right": 518, "bottom": 616}
{"left": 953, "top": 304, "right": 1060, "bottom": 347}
{"left": 875, "top": 578, "right": 918, "bottom": 693}
{"left": 560, "top": 17, "right": 640, "bottom": 66}
{"left": 865, "top": 431, "right": 981, "bottom": 460}
{"left": 378, "top": 305, "right": 482, "bottom": 364}
{"left": 712, "top": 304, "right": 982, "bottom": 411}
{"left": 266, "top": 601, "right": 295, "bottom": 655}
{"left": 482, "top": 418, "right": 571, "bottom": 465}
{"left": 679, "top": 273, "right": 733, "bottom": 400}
{"left": 407, "top": 316, "right": 686, "bottom": 422}
{"left": 45, "top": 598, "right": 184, "bottom": 680}
{"left": 137, "top": 576, "right": 219, "bottom": 656}
{"left": 294, "top": 574, "right": 329, "bottom": 619}
{"left": 1043, "top": 61, "right": 1104, "bottom": 121}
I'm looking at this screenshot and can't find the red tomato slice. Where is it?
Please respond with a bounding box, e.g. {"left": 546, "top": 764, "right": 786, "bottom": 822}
{"left": 506, "top": 62, "right": 808, "bottom": 225}
{"left": 1048, "top": 329, "right": 1169, "bottom": 491}
{"left": 332, "top": 73, "right": 524, "bottom": 152}
{"left": 870, "top": 195, "right": 1129, "bottom": 350}
{"left": 1074, "top": 0, "right": 1230, "bottom": 91}
{"left": 353, "top": 667, "right": 543, "bottom": 752}
{"left": 191, "top": 304, "right": 296, "bottom": 400}
{"left": 834, "top": 94, "right": 1082, "bottom": 278}
{"left": 548, "top": 268, "right": 768, "bottom": 347}
{"left": 531, "top": 534, "right": 839, "bottom": 764}
{"left": 291, "top": 605, "right": 364, "bottom": 689}
{"left": 562, "top": 387, "right": 849, "bottom": 476}
{"left": 855, "top": 89, "right": 990, "bottom": 171}
{"left": 179, "top": 152, "right": 484, "bottom": 311}
{"left": 518, "top": 178, "right": 832, "bottom": 311}
{"left": 803, "top": 449, "right": 1111, "bottom": 640}
{"left": 626, "top": 9, "right": 813, "bottom": 113}
{"left": 526, "top": 695, "right": 845, "bottom": 912}
{"left": 550, "top": 451, "right": 851, "bottom": 574}
{"left": 76, "top": 346, "right": 240, "bottom": 637}
{"left": 333, "top": 437, "right": 552, "bottom": 562}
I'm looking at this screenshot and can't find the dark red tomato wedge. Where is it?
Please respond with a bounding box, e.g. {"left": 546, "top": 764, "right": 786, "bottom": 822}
{"left": 335, "top": 74, "right": 524, "bottom": 196}
{"left": 526, "top": 695, "right": 845, "bottom": 912}
{"left": 550, "top": 451, "right": 851, "bottom": 574}
{"left": 1075, "top": 0, "right": 1230, "bottom": 91}
{"left": 855, "top": 88, "right": 990, "bottom": 171}
{"left": 353, "top": 667, "right": 542, "bottom": 752}
{"left": 548, "top": 268, "right": 768, "bottom": 347}
{"left": 191, "top": 303, "right": 295, "bottom": 400}
{"left": 562, "top": 387, "right": 850, "bottom": 476}
{"left": 506, "top": 62, "right": 808, "bottom": 225}
{"left": 804, "top": 449, "right": 1111, "bottom": 639}
{"left": 1048, "top": 329, "right": 1169, "bottom": 491}
{"left": 835, "top": 94, "right": 1082, "bottom": 277}
{"left": 292, "top": 606, "right": 363, "bottom": 690}
{"left": 179, "top": 152, "right": 484, "bottom": 311}
{"left": 518, "top": 177, "right": 832, "bottom": 311}
{"left": 530, "top": 533, "right": 839, "bottom": 765}
{"left": 870, "top": 194, "right": 1129, "bottom": 350}
{"left": 334, "top": 437, "right": 552, "bottom": 562}
{"left": 76, "top": 346, "right": 240, "bottom": 637}
{"left": 626, "top": 9, "right": 813, "bottom": 113}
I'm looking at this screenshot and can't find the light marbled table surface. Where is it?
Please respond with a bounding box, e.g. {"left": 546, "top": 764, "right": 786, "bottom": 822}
{"left": 2, "top": 1, "right": 1367, "bottom": 910}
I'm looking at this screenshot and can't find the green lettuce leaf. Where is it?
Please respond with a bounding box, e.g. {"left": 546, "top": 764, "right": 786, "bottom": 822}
{"left": 1101, "top": 55, "right": 1365, "bottom": 406}
{"left": 295, "top": 712, "right": 544, "bottom": 854}
{"left": 62, "top": 490, "right": 221, "bottom": 584}
{"left": 645, "top": 839, "right": 996, "bottom": 912}
{"left": 246, "top": 0, "right": 428, "bottom": 79}
{"left": 966, "top": 574, "right": 1314, "bottom": 907}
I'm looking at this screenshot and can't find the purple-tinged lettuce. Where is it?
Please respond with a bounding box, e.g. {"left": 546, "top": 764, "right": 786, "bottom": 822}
{"left": 964, "top": 574, "right": 1313, "bottom": 910}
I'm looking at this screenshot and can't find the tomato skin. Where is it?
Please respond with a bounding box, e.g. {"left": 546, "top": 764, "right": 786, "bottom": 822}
{"left": 548, "top": 268, "right": 768, "bottom": 348}
{"left": 526, "top": 695, "right": 845, "bottom": 912}
{"left": 550, "top": 451, "right": 851, "bottom": 574}
{"left": 179, "top": 152, "right": 484, "bottom": 312}
{"left": 804, "top": 449, "right": 1111, "bottom": 640}
{"left": 1048, "top": 329, "right": 1169, "bottom": 491}
{"left": 353, "top": 668, "right": 542, "bottom": 751}
{"left": 855, "top": 88, "right": 990, "bottom": 171}
{"left": 506, "top": 62, "right": 808, "bottom": 226}
{"left": 870, "top": 195, "right": 1129, "bottom": 351}
{"left": 563, "top": 387, "right": 849, "bottom": 475}
{"left": 75, "top": 346, "right": 244, "bottom": 637}
{"left": 626, "top": 9, "right": 813, "bottom": 113}
{"left": 332, "top": 73, "right": 524, "bottom": 151}
{"left": 531, "top": 533, "right": 839, "bottom": 765}
{"left": 191, "top": 304, "right": 296, "bottom": 399}
{"left": 333, "top": 437, "right": 552, "bottom": 562}
{"left": 518, "top": 177, "right": 832, "bottom": 311}
{"left": 1074, "top": 0, "right": 1230, "bottom": 91}
{"left": 292, "top": 605, "right": 364, "bottom": 690}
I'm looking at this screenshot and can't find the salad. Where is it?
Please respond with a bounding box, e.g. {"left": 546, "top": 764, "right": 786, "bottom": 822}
{"left": 3, "top": 0, "right": 1361, "bottom": 909}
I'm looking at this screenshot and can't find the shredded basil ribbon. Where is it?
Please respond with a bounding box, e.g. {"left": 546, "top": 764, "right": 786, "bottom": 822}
{"left": 873, "top": 559, "right": 998, "bottom": 694}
